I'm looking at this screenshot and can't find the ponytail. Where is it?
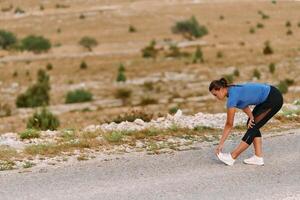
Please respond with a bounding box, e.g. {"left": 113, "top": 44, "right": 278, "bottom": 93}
{"left": 209, "top": 77, "right": 229, "bottom": 91}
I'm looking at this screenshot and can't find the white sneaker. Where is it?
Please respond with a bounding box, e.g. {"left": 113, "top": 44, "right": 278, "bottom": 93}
{"left": 243, "top": 155, "right": 264, "bottom": 166}
{"left": 217, "top": 152, "right": 235, "bottom": 166}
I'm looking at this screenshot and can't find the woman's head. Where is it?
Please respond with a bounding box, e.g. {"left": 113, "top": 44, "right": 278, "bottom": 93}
{"left": 209, "top": 78, "right": 229, "bottom": 100}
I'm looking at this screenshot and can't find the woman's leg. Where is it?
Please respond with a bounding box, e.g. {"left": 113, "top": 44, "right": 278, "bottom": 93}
{"left": 253, "top": 137, "right": 263, "bottom": 157}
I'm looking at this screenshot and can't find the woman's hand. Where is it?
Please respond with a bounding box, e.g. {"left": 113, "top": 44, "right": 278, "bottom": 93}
{"left": 247, "top": 117, "right": 255, "bottom": 129}
{"left": 215, "top": 143, "right": 224, "bottom": 155}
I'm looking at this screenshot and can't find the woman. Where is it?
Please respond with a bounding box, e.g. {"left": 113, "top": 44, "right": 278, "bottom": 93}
{"left": 209, "top": 78, "right": 283, "bottom": 166}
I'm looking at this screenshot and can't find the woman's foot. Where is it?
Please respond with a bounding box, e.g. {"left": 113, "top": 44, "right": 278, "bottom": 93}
{"left": 243, "top": 155, "right": 264, "bottom": 166}
{"left": 217, "top": 152, "right": 235, "bottom": 166}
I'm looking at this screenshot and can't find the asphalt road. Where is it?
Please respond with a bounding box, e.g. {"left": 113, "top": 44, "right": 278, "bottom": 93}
{"left": 1, "top": 129, "right": 300, "bottom": 200}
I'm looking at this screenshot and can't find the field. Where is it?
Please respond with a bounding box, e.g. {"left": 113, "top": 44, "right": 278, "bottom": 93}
{"left": 0, "top": 0, "right": 300, "bottom": 133}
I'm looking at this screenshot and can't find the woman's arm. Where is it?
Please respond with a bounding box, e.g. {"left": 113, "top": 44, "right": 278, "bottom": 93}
{"left": 215, "top": 107, "right": 235, "bottom": 154}
{"left": 242, "top": 106, "right": 255, "bottom": 128}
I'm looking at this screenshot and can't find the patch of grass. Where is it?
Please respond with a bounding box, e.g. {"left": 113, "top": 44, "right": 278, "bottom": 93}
{"left": 27, "top": 107, "right": 60, "bottom": 131}
{"left": 65, "top": 89, "right": 93, "bottom": 103}
{"left": 25, "top": 143, "right": 61, "bottom": 156}
{"left": 0, "top": 160, "right": 15, "bottom": 171}
{"left": 253, "top": 69, "right": 261, "bottom": 79}
{"left": 269, "top": 63, "right": 276, "bottom": 74}
{"left": 23, "top": 161, "right": 35, "bottom": 168}
{"left": 19, "top": 129, "right": 40, "bottom": 140}
{"left": 193, "top": 125, "right": 215, "bottom": 132}
{"left": 103, "top": 131, "right": 123, "bottom": 143}
{"left": 0, "top": 146, "right": 17, "bottom": 161}
{"left": 263, "top": 41, "right": 273, "bottom": 55}
{"left": 77, "top": 155, "right": 89, "bottom": 161}
{"left": 141, "top": 40, "right": 158, "bottom": 59}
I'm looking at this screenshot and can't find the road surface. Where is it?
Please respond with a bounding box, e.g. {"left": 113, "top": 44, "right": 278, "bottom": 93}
{"left": 1, "top": 129, "right": 300, "bottom": 200}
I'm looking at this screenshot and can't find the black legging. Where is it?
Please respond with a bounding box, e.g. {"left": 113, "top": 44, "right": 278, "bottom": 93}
{"left": 242, "top": 85, "right": 283, "bottom": 145}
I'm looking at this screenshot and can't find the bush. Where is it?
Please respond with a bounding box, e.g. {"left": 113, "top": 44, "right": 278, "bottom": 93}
{"left": 141, "top": 40, "right": 158, "bottom": 59}
{"left": 104, "top": 131, "right": 123, "bottom": 143}
{"left": 171, "top": 16, "right": 208, "bottom": 40}
{"left": 269, "top": 63, "right": 276, "bottom": 74}
{"left": 110, "top": 109, "right": 153, "bottom": 123}
{"left": 263, "top": 41, "right": 273, "bottom": 55}
{"left": 143, "top": 82, "right": 154, "bottom": 91}
{"left": 140, "top": 97, "right": 158, "bottom": 106}
{"left": 116, "top": 71, "right": 126, "bottom": 82}
{"left": 216, "top": 51, "right": 223, "bottom": 58}
{"left": 219, "top": 15, "right": 224, "bottom": 20}
{"left": 19, "top": 129, "right": 40, "bottom": 140}
{"left": 286, "top": 29, "right": 293, "bottom": 35}
{"left": 46, "top": 63, "right": 53, "bottom": 70}
{"left": 192, "top": 46, "right": 204, "bottom": 63}
{"left": 14, "top": 7, "right": 25, "bottom": 14}
{"left": 129, "top": 25, "right": 137, "bottom": 33}
{"left": 27, "top": 107, "right": 60, "bottom": 130}
{"left": 79, "top": 36, "right": 98, "bottom": 51}
{"left": 169, "top": 106, "right": 179, "bottom": 114}
{"left": 114, "top": 88, "right": 132, "bottom": 101}
{"left": 165, "top": 44, "right": 190, "bottom": 58}
{"left": 65, "top": 89, "right": 93, "bottom": 104}
{"left": 256, "top": 23, "right": 264, "bottom": 29}
{"left": 223, "top": 74, "right": 234, "bottom": 84}
{"left": 249, "top": 27, "right": 255, "bottom": 34}
{"left": 16, "top": 69, "right": 50, "bottom": 108}
{"left": 20, "top": 35, "right": 51, "bottom": 53}
{"left": 276, "top": 81, "right": 288, "bottom": 94}
{"left": 284, "top": 78, "right": 294, "bottom": 86}
{"left": 253, "top": 69, "right": 261, "bottom": 79}
{"left": 233, "top": 69, "right": 240, "bottom": 77}
{"left": 285, "top": 21, "right": 291, "bottom": 27}
{"left": 80, "top": 61, "right": 88, "bottom": 69}
{"left": 0, "top": 30, "right": 17, "bottom": 49}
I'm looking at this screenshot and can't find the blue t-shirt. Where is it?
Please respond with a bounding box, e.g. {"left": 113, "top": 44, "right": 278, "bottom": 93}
{"left": 227, "top": 82, "right": 271, "bottom": 109}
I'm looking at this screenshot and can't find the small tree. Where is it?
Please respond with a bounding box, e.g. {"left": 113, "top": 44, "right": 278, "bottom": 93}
{"left": 171, "top": 16, "right": 208, "bottom": 40}
{"left": 263, "top": 41, "right": 273, "bottom": 55}
{"left": 193, "top": 46, "right": 204, "bottom": 63}
{"left": 16, "top": 69, "right": 50, "bottom": 108}
{"left": 116, "top": 64, "right": 126, "bottom": 82}
{"left": 0, "top": 30, "right": 17, "bottom": 50}
{"left": 269, "top": 63, "right": 276, "bottom": 74}
{"left": 79, "top": 36, "right": 98, "bottom": 51}
{"left": 80, "top": 61, "right": 88, "bottom": 69}
{"left": 253, "top": 69, "right": 261, "bottom": 79}
{"left": 27, "top": 107, "right": 60, "bottom": 130}
{"left": 21, "top": 35, "right": 51, "bottom": 53}
{"left": 141, "top": 40, "right": 158, "bottom": 59}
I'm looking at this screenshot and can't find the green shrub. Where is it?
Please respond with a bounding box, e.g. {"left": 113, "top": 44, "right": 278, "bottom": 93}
{"left": 269, "top": 63, "right": 276, "bottom": 74}
{"left": 276, "top": 80, "right": 288, "bottom": 94}
{"left": 141, "top": 40, "right": 158, "bottom": 59}
{"left": 27, "top": 107, "right": 60, "bottom": 130}
{"left": 143, "top": 82, "right": 154, "bottom": 91}
{"left": 223, "top": 74, "right": 234, "bottom": 84}
{"left": 65, "top": 89, "right": 93, "bottom": 104}
{"left": 169, "top": 106, "right": 179, "bottom": 114}
{"left": 256, "top": 23, "right": 264, "bottom": 29}
{"left": 79, "top": 36, "right": 98, "bottom": 51}
{"left": 233, "top": 69, "right": 240, "bottom": 77}
{"left": 14, "top": 7, "right": 25, "bottom": 14}
{"left": 129, "top": 25, "right": 137, "bottom": 33}
{"left": 104, "top": 131, "right": 123, "bottom": 143}
{"left": 140, "top": 97, "right": 158, "bottom": 106}
{"left": 20, "top": 35, "right": 51, "bottom": 53}
{"left": 114, "top": 88, "right": 132, "bottom": 104}
{"left": 0, "top": 30, "right": 17, "bottom": 49}
{"left": 284, "top": 78, "right": 294, "bottom": 86}
{"left": 263, "top": 41, "right": 273, "bottom": 55}
{"left": 171, "top": 16, "right": 208, "bottom": 40}
{"left": 80, "top": 61, "right": 88, "bottom": 69}
{"left": 285, "top": 21, "right": 291, "bottom": 27}
{"left": 16, "top": 69, "right": 50, "bottom": 108}
{"left": 253, "top": 69, "right": 261, "bottom": 79}
{"left": 192, "top": 46, "right": 204, "bottom": 63}
{"left": 46, "top": 63, "right": 53, "bottom": 70}
{"left": 109, "top": 109, "right": 153, "bottom": 123}
{"left": 216, "top": 51, "right": 223, "bottom": 58}
{"left": 19, "top": 129, "right": 40, "bottom": 140}
{"left": 249, "top": 27, "right": 255, "bottom": 34}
